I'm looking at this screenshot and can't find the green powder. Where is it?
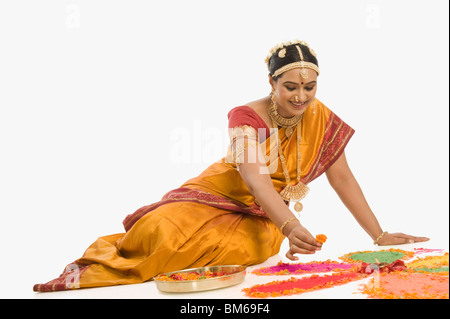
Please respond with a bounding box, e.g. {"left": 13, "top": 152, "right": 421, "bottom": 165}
{"left": 348, "top": 251, "right": 405, "bottom": 263}
{"left": 413, "top": 266, "right": 449, "bottom": 273}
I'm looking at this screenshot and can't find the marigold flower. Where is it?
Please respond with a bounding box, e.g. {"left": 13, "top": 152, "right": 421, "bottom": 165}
{"left": 315, "top": 234, "right": 327, "bottom": 244}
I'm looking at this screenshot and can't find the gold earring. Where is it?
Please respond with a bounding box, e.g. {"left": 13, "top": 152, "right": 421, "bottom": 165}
{"left": 312, "top": 99, "right": 316, "bottom": 114}
{"left": 271, "top": 92, "right": 278, "bottom": 114}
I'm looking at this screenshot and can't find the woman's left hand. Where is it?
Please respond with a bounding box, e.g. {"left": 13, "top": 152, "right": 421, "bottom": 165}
{"left": 377, "top": 232, "right": 430, "bottom": 246}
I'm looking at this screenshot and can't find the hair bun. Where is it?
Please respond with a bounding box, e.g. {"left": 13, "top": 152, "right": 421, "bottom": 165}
{"left": 265, "top": 40, "right": 319, "bottom": 78}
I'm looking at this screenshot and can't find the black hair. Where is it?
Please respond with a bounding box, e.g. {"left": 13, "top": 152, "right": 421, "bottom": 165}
{"left": 268, "top": 43, "right": 319, "bottom": 81}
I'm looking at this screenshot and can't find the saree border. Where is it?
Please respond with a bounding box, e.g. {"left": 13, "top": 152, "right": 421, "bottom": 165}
{"left": 301, "top": 112, "right": 355, "bottom": 185}
{"left": 122, "top": 187, "right": 267, "bottom": 232}
{"left": 33, "top": 262, "right": 90, "bottom": 292}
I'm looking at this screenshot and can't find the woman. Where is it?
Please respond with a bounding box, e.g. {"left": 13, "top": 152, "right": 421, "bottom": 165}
{"left": 34, "top": 40, "right": 428, "bottom": 292}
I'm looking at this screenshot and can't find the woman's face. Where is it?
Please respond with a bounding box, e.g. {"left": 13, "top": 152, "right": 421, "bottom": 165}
{"left": 269, "top": 68, "right": 318, "bottom": 118}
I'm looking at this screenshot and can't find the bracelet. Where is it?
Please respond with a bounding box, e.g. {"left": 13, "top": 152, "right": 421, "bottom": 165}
{"left": 373, "top": 231, "right": 387, "bottom": 245}
{"left": 280, "top": 217, "right": 297, "bottom": 235}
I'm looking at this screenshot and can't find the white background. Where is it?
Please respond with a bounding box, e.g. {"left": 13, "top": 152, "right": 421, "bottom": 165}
{"left": 0, "top": 0, "right": 448, "bottom": 298}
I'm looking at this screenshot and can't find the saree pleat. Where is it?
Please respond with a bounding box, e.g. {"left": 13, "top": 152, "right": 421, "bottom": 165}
{"left": 33, "top": 99, "right": 354, "bottom": 292}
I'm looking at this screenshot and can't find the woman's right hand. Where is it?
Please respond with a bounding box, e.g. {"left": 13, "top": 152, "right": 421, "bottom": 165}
{"left": 285, "top": 224, "right": 322, "bottom": 261}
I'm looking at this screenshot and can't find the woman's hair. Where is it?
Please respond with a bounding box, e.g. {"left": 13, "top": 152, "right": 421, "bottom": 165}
{"left": 266, "top": 41, "right": 319, "bottom": 81}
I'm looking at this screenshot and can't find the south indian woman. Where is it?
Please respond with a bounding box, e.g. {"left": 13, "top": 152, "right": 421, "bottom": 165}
{"left": 34, "top": 40, "right": 428, "bottom": 292}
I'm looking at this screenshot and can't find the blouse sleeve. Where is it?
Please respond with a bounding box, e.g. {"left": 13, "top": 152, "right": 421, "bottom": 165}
{"left": 225, "top": 106, "right": 270, "bottom": 168}
{"left": 227, "top": 106, "right": 270, "bottom": 142}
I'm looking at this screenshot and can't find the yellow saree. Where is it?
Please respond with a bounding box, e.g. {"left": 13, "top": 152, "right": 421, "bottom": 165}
{"left": 33, "top": 99, "right": 354, "bottom": 292}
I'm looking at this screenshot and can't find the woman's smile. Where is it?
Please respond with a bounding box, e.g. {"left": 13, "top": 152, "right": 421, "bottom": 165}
{"left": 289, "top": 100, "right": 308, "bottom": 109}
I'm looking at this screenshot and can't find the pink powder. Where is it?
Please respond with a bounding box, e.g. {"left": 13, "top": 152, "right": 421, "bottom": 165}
{"left": 413, "top": 248, "right": 445, "bottom": 255}
{"left": 253, "top": 260, "right": 355, "bottom": 275}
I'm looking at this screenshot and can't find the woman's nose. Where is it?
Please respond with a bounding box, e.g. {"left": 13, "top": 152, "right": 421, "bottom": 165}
{"left": 298, "top": 90, "right": 308, "bottom": 102}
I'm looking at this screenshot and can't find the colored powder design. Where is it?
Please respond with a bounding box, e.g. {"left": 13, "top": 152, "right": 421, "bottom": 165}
{"left": 361, "top": 272, "right": 449, "bottom": 299}
{"left": 340, "top": 249, "right": 414, "bottom": 264}
{"left": 407, "top": 253, "right": 449, "bottom": 274}
{"left": 243, "top": 272, "right": 364, "bottom": 298}
{"left": 252, "top": 260, "right": 355, "bottom": 276}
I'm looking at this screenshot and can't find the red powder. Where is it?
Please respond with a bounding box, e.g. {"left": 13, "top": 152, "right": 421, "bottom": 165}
{"left": 244, "top": 272, "right": 363, "bottom": 298}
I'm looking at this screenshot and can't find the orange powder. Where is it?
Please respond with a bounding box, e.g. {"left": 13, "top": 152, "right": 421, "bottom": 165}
{"left": 362, "top": 272, "right": 449, "bottom": 299}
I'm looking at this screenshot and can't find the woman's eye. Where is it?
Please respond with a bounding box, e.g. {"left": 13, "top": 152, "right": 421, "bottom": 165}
{"left": 286, "top": 87, "right": 296, "bottom": 91}
{"left": 305, "top": 87, "right": 315, "bottom": 91}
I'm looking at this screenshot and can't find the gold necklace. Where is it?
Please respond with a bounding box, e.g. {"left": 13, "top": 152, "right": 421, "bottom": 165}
{"left": 268, "top": 102, "right": 309, "bottom": 213}
{"left": 268, "top": 95, "right": 302, "bottom": 138}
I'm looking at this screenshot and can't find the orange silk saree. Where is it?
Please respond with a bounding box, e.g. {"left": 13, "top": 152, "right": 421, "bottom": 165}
{"left": 33, "top": 99, "right": 354, "bottom": 292}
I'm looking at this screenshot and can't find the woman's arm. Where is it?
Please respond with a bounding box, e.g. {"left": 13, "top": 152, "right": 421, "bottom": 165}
{"left": 236, "top": 139, "right": 321, "bottom": 259}
{"left": 325, "top": 151, "right": 429, "bottom": 245}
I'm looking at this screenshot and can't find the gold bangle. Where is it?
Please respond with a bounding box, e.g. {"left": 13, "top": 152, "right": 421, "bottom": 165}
{"left": 373, "top": 231, "right": 387, "bottom": 245}
{"left": 280, "top": 217, "right": 297, "bottom": 235}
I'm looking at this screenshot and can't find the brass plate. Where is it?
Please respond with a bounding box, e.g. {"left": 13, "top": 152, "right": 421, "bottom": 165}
{"left": 153, "top": 265, "right": 246, "bottom": 293}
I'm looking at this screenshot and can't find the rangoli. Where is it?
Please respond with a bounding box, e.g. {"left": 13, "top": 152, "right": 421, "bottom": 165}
{"left": 243, "top": 248, "right": 448, "bottom": 299}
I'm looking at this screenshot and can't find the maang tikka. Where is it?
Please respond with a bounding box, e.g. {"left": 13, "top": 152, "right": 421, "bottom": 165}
{"left": 296, "top": 45, "right": 309, "bottom": 79}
